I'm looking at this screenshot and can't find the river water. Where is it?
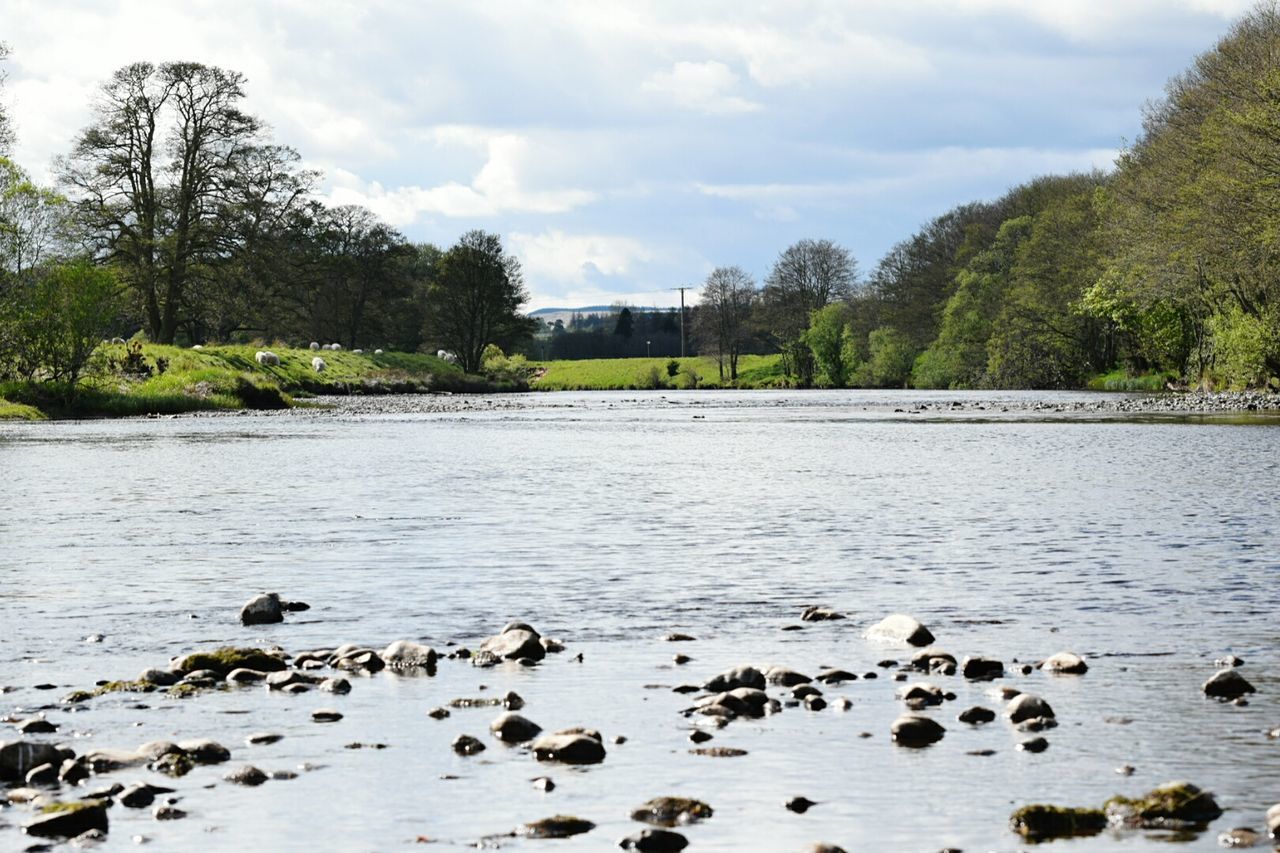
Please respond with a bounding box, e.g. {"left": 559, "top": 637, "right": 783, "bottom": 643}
{"left": 1, "top": 391, "right": 1277, "bottom": 851}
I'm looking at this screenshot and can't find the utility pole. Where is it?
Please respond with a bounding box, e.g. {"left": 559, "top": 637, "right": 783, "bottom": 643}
{"left": 671, "top": 286, "right": 691, "bottom": 357}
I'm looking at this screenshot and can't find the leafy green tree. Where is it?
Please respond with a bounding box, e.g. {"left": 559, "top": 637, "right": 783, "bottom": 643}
{"left": 14, "top": 262, "right": 119, "bottom": 389}
{"left": 803, "top": 302, "right": 858, "bottom": 386}
{"left": 761, "top": 239, "right": 857, "bottom": 386}
{"left": 423, "top": 230, "right": 535, "bottom": 373}
{"left": 854, "top": 326, "right": 915, "bottom": 388}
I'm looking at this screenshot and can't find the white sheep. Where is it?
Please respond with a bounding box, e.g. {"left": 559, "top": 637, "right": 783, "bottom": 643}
{"left": 437, "top": 349, "right": 459, "bottom": 364}
{"left": 352, "top": 348, "right": 363, "bottom": 354}
{"left": 330, "top": 343, "right": 342, "bottom": 351}
{"left": 309, "top": 342, "right": 320, "bottom": 351}
{"left": 192, "top": 344, "right": 203, "bottom": 350}
{"left": 312, "top": 357, "right": 327, "bottom": 372}
{"left": 255, "top": 350, "right": 281, "bottom": 366}
{"left": 374, "top": 348, "right": 384, "bottom": 355}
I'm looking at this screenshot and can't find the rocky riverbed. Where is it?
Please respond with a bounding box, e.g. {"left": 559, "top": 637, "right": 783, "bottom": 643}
{"left": 2, "top": 602, "right": 1276, "bottom": 851}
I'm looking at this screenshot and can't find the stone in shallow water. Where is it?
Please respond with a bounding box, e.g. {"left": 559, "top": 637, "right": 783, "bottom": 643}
{"left": 1203, "top": 668, "right": 1255, "bottom": 699}
{"left": 532, "top": 733, "right": 605, "bottom": 764}
{"left": 800, "top": 606, "right": 844, "bottom": 622}
{"left": 479, "top": 623, "right": 545, "bottom": 661}
{"left": 866, "top": 614, "right": 935, "bottom": 647}
{"left": 489, "top": 712, "right": 542, "bottom": 744}
{"left": 619, "top": 828, "right": 689, "bottom": 851}
{"left": 890, "top": 714, "right": 945, "bottom": 747}
{"left": 1104, "top": 781, "right": 1223, "bottom": 827}
{"left": 1006, "top": 693, "right": 1054, "bottom": 723}
{"left": 24, "top": 802, "right": 109, "bottom": 839}
{"left": 311, "top": 709, "right": 343, "bottom": 723}
{"left": 452, "top": 735, "right": 485, "bottom": 756}
{"left": 785, "top": 796, "right": 818, "bottom": 814}
{"left": 224, "top": 765, "right": 268, "bottom": 786}
{"left": 961, "top": 656, "right": 1004, "bottom": 680}
{"left": 958, "top": 706, "right": 995, "bottom": 725}
{"left": 1039, "top": 651, "right": 1088, "bottom": 674}
{"left": 688, "top": 747, "right": 747, "bottom": 758}
{"left": 178, "top": 739, "right": 230, "bottom": 764}
{"left": 0, "top": 740, "right": 65, "bottom": 782}
{"left": 1018, "top": 736, "right": 1049, "bottom": 753}
{"left": 516, "top": 815, "right": 595, "bottom": 839}
{"left": 1010, "top": 804, "right": 1105, "bottom": 841}
{"left": 381, "top": 640, "right": 438, "bottom": 669}
{"left": 246, "top": 733, "right": 283, "bottom": 746}
{"left": 630, "top": 797, "right": 713, "bottom": 827}
{"left": 239, "top": 593, "right": 283, "bottom": 626}
{"left": 1217, "top": 827, "right": 1260, "bottom": 848}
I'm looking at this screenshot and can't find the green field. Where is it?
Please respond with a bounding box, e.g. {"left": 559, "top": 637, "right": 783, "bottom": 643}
{"left": 531, "top": 354, "right": 788, "bottom": 391}
{"left": 0, "top": 342, "right": 476, "bottom": 420}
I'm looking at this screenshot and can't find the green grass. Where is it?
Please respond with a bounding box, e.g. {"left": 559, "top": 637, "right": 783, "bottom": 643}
{"left": 0, "top": 397, "right": 46, "bottom": 420}
{"left": 1086, "top": 368, "right": 1178, "bottom": 392}
{"left": 3, "top": 342, "right": 481, "bottom": 420}
{"left": 531, "top": 354, "right": 787, "bottom": 390}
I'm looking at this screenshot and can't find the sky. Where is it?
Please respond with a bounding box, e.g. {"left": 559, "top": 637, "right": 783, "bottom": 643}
{"left": 0, "top": 0, "right": 1256, "bottom": 310}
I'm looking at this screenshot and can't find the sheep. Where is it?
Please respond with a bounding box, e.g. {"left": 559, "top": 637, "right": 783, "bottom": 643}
{"left": 192, "top": 344, "right": 203, "bottom": 350}
{"left": 110, "top": 337, "right": 126, "bottom": 345}
{"left": 437, "top": 349, "right": 459, "bottom": 364}
{"left": 329, "top": 343, "right": 342, "bottom": 351}
{"left": 352, "top": 348, "right": 363, "bottom": 354}
{"left": 312, "top": 357, "right": 327, "bottom": 372}
{"left": 254, "top": 350, "right": 281, "bottom": 366}
{"left": 309, "top": 341, "right": 320, "bottom": 351}
{"left": 374, "top": 348, "right": 384, "bottom": 355}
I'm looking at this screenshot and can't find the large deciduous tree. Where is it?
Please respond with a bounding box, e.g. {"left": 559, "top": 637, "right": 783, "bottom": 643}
{"left": 696, "top": 265, "right": 756, "bottom": 382}
{"left": 0, "top": 42, "right": 13, "bottom": 155}
{"left": 761, "top": 239, "right": 857, "bottom": 385}
{"left": 424, "top": 230, "right": 535, "bottom": 373}
{"left": 58, "top": 61, "right": 296, "bottom": 344}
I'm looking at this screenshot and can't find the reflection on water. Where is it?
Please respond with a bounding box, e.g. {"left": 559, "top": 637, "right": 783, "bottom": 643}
{"left": 1, "top": 391, "right": 1277, "bottom": 850}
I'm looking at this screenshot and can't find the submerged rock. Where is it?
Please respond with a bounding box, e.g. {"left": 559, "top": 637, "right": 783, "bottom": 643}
{"left": 890, "top": 714, "right": 945, "bottom": 747}
{"left": 688, "top": 746, "right": 747, "bottom": 757}
{"left": 480, "top": 622, "right": 545, "bottom": 662}
{"left": 173, "top": 647, "right": 286, "bottom": 677}
{"left": 630, "top": 797, "right": 713, "bottom": 827}
{"left": 1218, "top": 827, "right": 1260, "bottom": 847}
{"left": 1266, "top": 803, "right": 1280, "bottom": 837}
{"left": 1039, "top": 651, "right": 1088, "bottom": 674}
{"left": 148, "top": 753, "right": 193, "bottom": 777}
{"left": 84, "top": 748, "right": 147, "bottom": 773}
{"left": 1006, "top": 693, "right": 1055, "bottom": 723}
{"left": 961, "top": 656, "right": 1004, "bottom": 680}
{"left": 381, "top": 640, "right": 438, "bottom": 669}
{"left": 532, "top": 732, "right": 606, "bottom": 764}
{"left": 239, "top": 593, "right": 284, "bottom": 626}
{"left": 703, "top": 666, "right": 765, "bottom": 692}
{"left": 23, "top": 801, "right": 109, "bottom": 839}
{"left": 0, "top": 740, "right": 65, "bottom": 782}
{"left": 517, "top": 815, "right": 595, "bottom": 839}
{"left": 452, "top": 735, "right": 486, "bottom": 756}
{"left": 958, "top": 706, "right": 996, "bottom": 725}
{"left": 765, "top": 666, "right": 812, "bottom": 686}
{"left": 224, "top": 765, "right": 268, "bottom": 786}
{"left": 1104, "top": 781, "right": 1224, "bottom": 827}
{"left": 897, "top": 682, "right": 945, "bottom": 707}
{"left": 800, "top": 606, "right": 844, "bottom": 622}
{"left": 311, "top": 709, "right": 343, "bottom": 723}
{"left": 177, "top": 739, "right": 230, "bottom": 764}
{"left": 619, "top": 827, "right": 689, "bottom": 851}
{"left": 1018, "top": 736, "right": 1049, "bottom": 753}
{"left": 785, "top": 796, "right": 818, "bottom": 813}
{"left": 490, "top": 713, "right": 543, "bottom": 744}
{"left": 1203, "top": 669, "right": 1256, "bottom": 700}
{"left": 1010, "top": 804, "right": 1106, "bottom": 840}
{"left": 866, "top": 614, "right": 935, "bottom": 647}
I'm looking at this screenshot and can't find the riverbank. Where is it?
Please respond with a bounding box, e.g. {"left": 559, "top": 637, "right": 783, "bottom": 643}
{"left": 0, "top": 343, "right": 507, "bottom": 420}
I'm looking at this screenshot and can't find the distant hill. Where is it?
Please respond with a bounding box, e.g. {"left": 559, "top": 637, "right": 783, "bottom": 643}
{"left": 530, "top": 305, "right": 665, "bottom": 317}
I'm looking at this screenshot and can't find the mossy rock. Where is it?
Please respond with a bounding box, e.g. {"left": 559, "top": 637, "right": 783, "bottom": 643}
{"left": 26, "top": 800, "right": 109, "bottom": 838}
{"left": 91, "top": 680, "right": 157, "bottom": 697}
{"left": 631, "top": 797, "right": 714, "bottom": 827}
{"left": 1104, "top": 781, "right": 1223, "bottom": 827}
{"left": 1010, "top": 804, "right": 1106, "bottom": 840}
{"left": 173, "top": 647, "right": 287, "bottom": 677}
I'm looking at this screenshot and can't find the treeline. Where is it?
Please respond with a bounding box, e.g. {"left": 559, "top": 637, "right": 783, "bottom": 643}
{"left": 695, "top": 5, "right": 1280, "bottom": 390}
{"left": 0, "top": 57, "right": 532, "bottom": 386}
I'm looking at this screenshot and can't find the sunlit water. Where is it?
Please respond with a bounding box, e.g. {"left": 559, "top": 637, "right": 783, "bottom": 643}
{"left": 1, "top": 391, "right": 1277, "bottom": 851}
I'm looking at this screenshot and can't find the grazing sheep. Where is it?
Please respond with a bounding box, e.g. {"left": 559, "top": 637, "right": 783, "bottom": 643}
{"left": 330, "top": 343, "right": 342, "bottom": 351}
{"left": 192, "top": 344, "right": 203, "bottom": 350}
{"left": 352, "top": 348, "right": 363, "bottom": 354}
{"left": 254, "top": 350, "right": 281, "bottom": 366}
{"left": 312, "top": 357, "right": 327, "bottom": 372}
{"left": 309, "top": 341, "right": 320, "bottom": 350}
{"left": 437, "top": 349, "right": 459, "bottom": 364}
{"left": 374, "top": 348, "right": 384, "bottom": 355}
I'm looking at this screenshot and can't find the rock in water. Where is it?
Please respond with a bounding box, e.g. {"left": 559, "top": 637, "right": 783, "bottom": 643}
{"left": 178, "top": 739, "right": 231, "bottom": 764}
{"left": 23, "top": 802, "right": 109, "bottom": 839}
{"left": 239, "top": 593, "right": 284, "bottom": 626}
{"left": 490, "top": 712, "right": 542, "bottom": 743}
{"left": 961, "top": 656, "right": 1004, "bottom": 680}
{"left": 452, "top": 735, "right": 485, "bottom": 756}
{"left": 800, "top": 606, "right": 845, "bottom": 622}
{"left": 381, "top": 640, "right": 438, "bottom": 669}
{"left": 1010, "top": 804, "right": 1106, "bottom": 841}
{"left": 619, "top": 828, "right": 690, "bottom": 851}
{"left": 1006, "top": 693, "right": 1055, "bottom": 723}
{"left": 1039, "top": 651, "right": 1088, "bottom": 674}
{"left": 890, "top": 714, "right": 945, "bottom": 747}
{"left": 1104, "top": 781, "right": 1223, "bottom": 827}
{"left": 866, "top": 614, "right": 935, "bottom": 647}
{"left": 1203, "top": 669, "right": 1256, "bottom": 699}
{"left": 517, "top": 815, "right": 595, "bottom": 838}
{"left": 532, "top": 732, "right": 606, "bottom": 764}
{"left": 1266, "top": 803, "right": 1280, "bottom": 838}
{"left": 479, "top": 622, "right": 545, "bottom": 661}
{"left": 0, "top": 740, "right": 64, "bottom": 782}
{"left": 224, "top": 765, "right": 269, "bottom": 786}
{"left": 958, "top": 706, "right": 996, "bottom": 724}
{"left": 703, "top": 666, "right": 765, "bottom": 692}
{"left": 630, "top": 797, "right": 713, "bottom": 827}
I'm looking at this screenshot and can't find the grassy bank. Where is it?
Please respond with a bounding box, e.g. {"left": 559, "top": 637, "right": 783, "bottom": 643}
{"left": 0, "top": 342, "right": 491, "bottom": 420}
{"left": 531, "top": 354, "right": 788, "bottom": 390}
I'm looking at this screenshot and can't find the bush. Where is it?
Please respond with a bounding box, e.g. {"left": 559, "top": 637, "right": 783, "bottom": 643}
{"left": 862, "top": 327, "right": 916, "bottom": 388}
{"left": 1208, "top": 305, "right": 1279, "bottom": 388}
{"left": 639, "top": 365, "right": 665, "bottom": 389}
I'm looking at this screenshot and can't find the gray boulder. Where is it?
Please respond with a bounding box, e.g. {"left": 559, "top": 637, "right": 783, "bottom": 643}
{"left": 532, "top": 731, "right": 606, "bottom": 764}
{"left": 1039, "top": 651, "right": 1088, "bottom": 674}
{"left": 1006, "top": 693, "right": 1055, "bottom": 723}
{"left": 239, "top": 593, "right": 284, "bottom": 626}
{"left": 703, "top": 666, "right": 765, "bottom": 692}
{"left": 961, "top": 656, "right": 1004, "bottom": 680}
{"left": 479, "top": 623, "right": 545, "bottom": 661}
{"left": 1203, "top": 668, "right": 1255, "bottom": 699}
{"left": 866, "top": 614, "right": 935, "bottom": 647}
{"left": 23, "top": 802, "right": 108, "bottom": 839}
{"left": 0, "top": 740, "right": 64, "bottom": 782}
{"left": 381, "top": 640, "right": 438, "bottom": 669}
{"left": 890, "top": 714, "right": 945, "bottom": 747}
{"left": 490, "top": 712, "right": 543, "bottom": 743}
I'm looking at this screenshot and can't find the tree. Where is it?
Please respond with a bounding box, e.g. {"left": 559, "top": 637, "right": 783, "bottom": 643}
{"left": 695, "top": 265, "right": 756, "bottom": 381}
{"left": 58, "top": 62, "right": 294, "bottom": 344}
{"left": 803, "top": 302, "right": 857, "bottom": 386}
{"left": 761, "top": 239, "right": 857, "bottom": 385}
{"left": 424, "top": 230, "right": 536, "bottom": 373}
{"left": 0, "top": 42, "right": 13, "bottom": 156}
{"left": 614, "top": 306, "right": 633, "bottom": 338}
{"left": 12, "top": 262, "right": 119, "bottom": 390}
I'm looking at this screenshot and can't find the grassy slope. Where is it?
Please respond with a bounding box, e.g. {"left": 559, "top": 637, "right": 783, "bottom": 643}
{"left": 0, "top": 343, "right": 470, "bottom": 420}
{"left": 531, "top": 354, "right": 787, "bottom": 390}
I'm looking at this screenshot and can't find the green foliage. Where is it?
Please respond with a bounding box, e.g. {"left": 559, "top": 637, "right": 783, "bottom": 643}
{"left": 803, "top": 303, "right": 858, "bottom": 387}
{"left": 1208, "top": 304, "right": 1280, "bottom": 388}
{"left": 1086, "top": 368, "right": 1176, "bottom": 392}
{"left": 856, "top": 327, "right": 915, "bottom": 388}
{"left": 666, "top": 359, "right": 680, "bottom": 378}
{"left": 0, "top": 396, "right": 43, "bottom": 419}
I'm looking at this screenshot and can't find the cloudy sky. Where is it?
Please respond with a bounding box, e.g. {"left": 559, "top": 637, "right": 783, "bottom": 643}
{"left": 0, "top": 0, "right": 1254, "bottom": 309}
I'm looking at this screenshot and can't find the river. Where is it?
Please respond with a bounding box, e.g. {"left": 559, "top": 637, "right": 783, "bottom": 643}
{"left": 1, "top": 390, "right": 1277, "bottom": 850}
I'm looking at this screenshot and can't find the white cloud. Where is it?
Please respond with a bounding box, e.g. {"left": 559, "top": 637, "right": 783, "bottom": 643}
{"left": 324, "top": 131, "right": 597, "bottom": 224}
{"left": 509, "top": 229, "right": 654, "bottom": 286}
{"left": 641, "top": 61, "right": 760, "bottom": 114}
